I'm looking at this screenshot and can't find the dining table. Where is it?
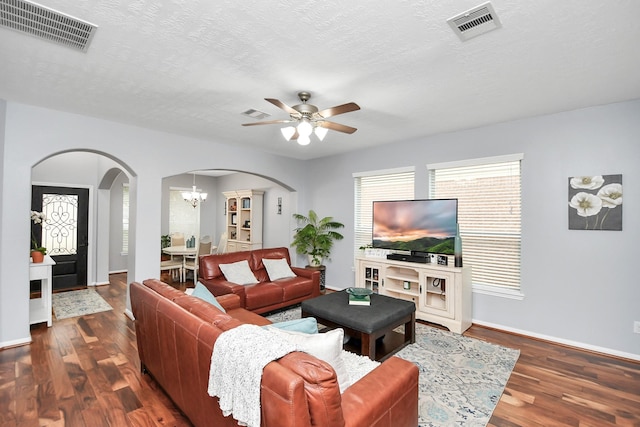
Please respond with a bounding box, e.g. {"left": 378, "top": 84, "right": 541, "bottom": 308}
{"left": 162, "top": 244, "right": 217, "bottom": 257}
{"left": 162, "top": 245, "right": 197, "bottom": 256}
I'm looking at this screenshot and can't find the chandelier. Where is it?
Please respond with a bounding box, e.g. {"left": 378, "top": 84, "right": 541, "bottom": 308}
{"left": 182, "top": 173, "right": 207, "bottom": 208}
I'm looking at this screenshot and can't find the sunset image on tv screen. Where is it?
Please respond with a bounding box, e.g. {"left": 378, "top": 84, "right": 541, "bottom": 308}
{"left": 372, "top": 199, "right": 457, "bottom": 254}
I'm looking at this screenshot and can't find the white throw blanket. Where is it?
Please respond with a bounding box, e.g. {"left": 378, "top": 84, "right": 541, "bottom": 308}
{"left": 208, "top": 324, "right": 297, "bottom": 427}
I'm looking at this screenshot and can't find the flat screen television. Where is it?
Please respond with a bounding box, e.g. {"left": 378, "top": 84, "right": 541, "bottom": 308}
{"left": 372, "top": 199, "right": 458, "bottom": 255}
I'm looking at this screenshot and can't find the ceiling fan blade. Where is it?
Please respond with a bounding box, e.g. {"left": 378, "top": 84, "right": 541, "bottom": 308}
{"left": 317, "top": 102, "right": 360, "bottom": 118}
{"left": 264, "top": 98, "right": 299, "bottom": 115}
{"left": 242, "top": 119, "right": 293, "bottom": 127}
{"left": 318, "top": 121, "right": 358, "bottom": 134}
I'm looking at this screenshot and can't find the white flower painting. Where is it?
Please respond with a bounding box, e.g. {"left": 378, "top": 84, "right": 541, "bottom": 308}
{"left": 568, "top": 174, "right": 622, "bottom": 230}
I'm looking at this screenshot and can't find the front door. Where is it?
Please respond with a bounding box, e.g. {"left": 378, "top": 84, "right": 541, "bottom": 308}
{"left": 31, "top": 186, "right": 89, "bottom": 292}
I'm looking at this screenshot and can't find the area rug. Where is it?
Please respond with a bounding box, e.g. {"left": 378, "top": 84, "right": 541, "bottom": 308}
{"left": 52, "top": 289, "right": 113, "bottom": 320}
{"left": 266, "top": 306, "right": 519, "bottom": 427}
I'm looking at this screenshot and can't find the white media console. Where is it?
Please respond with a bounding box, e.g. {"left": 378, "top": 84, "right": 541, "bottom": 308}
{"left": 355, "top": 256, "right": 472, "bottom": 334}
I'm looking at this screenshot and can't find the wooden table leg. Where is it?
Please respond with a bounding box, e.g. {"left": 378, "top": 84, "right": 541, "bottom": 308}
{"left": 361, "top": 333, "right": 376, "bottom": 360}
{"left": 406, "top": 312, "right": 416, "bottom": 344}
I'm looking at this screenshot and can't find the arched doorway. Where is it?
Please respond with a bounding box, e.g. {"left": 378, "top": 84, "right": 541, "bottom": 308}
{"left": 31, "top": 151, "right": 134, "bottom": 294}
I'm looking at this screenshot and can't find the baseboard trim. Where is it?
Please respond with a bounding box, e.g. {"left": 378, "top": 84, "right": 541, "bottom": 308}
{"left": 473, "top": 319, "right": 640, "bottom": 362}
{"left": 0, "top": 336, "right": 32, "bottom": 350}
{"left": 109, "top": 269, "right": 127, "bottom": 274}
{"left": 124, "top": 309, "right": 135, "bottom": 321}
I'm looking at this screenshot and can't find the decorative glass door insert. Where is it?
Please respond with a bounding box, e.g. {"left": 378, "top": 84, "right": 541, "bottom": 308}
{"left": 41, "top": 193, "right": 78, "bottom": 255}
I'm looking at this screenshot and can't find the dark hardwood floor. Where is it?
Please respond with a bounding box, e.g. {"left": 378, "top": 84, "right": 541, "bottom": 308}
{"left": 1, "top": 273, "right": 639, "bottom": 426}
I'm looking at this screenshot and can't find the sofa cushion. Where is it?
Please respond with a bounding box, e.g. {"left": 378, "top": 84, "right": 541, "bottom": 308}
{"left": 267, "top": 327, "right": 351, "bottom": 393}
{"left": 192, "top": 282, "right": 226, "bottom": 312}
{"left": 143, "top": 278, "right": 185, "bottom": 300}
{"left": 263, "top": 258, "right": 297, "bottom": 281}
{"left": 219, "top": 260, "right": 259, "bottom": 285}
{"left": 244, "top": 282, "right": 284, "bottom": 311}
{"left": 278, "top": 277, "right": 316, "bottom": 301}
{"left": 264, "top": 317, "right": 318, "bottom": 334}
{"left": 227, "top": 308, "right": 272, "bottom": 327}
{"left": 173, "top": 295, "right": 229, "bottom": 324}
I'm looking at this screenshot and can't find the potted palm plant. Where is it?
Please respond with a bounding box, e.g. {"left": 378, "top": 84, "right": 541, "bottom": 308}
{"left": 292, "top": 210, "right": 344, "bottom": 267}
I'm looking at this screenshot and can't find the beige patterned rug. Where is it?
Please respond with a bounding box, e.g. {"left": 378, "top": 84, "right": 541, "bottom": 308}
{"left": 52, "top": 289, "right": 113, "bottom": 320}
{"left": 266, "top": 306, "right": 519, "bottom": 427}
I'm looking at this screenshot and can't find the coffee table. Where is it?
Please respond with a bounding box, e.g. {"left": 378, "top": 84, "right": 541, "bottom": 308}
{"left": 301, "top": 291, "right": 415, "bottom": 361}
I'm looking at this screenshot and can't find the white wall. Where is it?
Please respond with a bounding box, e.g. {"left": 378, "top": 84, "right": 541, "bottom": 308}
{"left": 109, "top": 171, "right": 129, "bottom": 273}
{"left": 305, "top": 99, "right": 640, "bottom": 359}
{"left": 0, "top": 102, "right": 309, "bottom": 347}
{"left": 3, "top": 98, "right": 638, "bottom": 359}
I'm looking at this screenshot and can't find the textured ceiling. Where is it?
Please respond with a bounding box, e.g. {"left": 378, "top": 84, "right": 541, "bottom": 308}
{"left": 1, "top": 0, "right": 639, "bottom": 160}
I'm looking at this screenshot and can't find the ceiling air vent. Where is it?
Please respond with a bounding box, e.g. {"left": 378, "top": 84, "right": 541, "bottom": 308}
{"left": 0, "top": 0, "right": 97, "bottom": 52}
{"left": 447, "top": 2, "right": 501, "bottom": 42}
{"left": 241, "top": 109, "right": 270, "bottom": 120}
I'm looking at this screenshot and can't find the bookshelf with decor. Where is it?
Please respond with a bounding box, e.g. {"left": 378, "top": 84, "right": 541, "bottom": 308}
{"left": 355, "top": 256, "right": 471, "bottom": 333}
{"left": 223, "top": 190, "right": 264, "bottom": 253}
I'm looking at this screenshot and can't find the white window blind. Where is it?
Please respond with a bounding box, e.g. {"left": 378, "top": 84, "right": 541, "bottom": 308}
{"left": 353, "top": 168, "right": 415, "bottom": 255}
{"left": 428, "top": 155, "right": 522, "bottom": 291}
{"left": 122, "top": 184, "right": 129, "bottom": 253}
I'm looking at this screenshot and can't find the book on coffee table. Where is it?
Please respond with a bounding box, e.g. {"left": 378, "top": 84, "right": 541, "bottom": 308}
{"left": 349, "top": 293, "right": 370, "bottom": 306}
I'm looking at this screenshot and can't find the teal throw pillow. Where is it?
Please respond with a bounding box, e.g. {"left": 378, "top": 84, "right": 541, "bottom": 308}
{"left": 263, "top": 317, "right": 318, "bottom": 334}
{"left": 192, "top": 282, "right": 226, "bottom": 313}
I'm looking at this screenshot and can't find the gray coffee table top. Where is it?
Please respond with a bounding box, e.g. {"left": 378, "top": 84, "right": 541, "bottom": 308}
{"left": 301, "top": 290, "right": 415, "bottom": 334}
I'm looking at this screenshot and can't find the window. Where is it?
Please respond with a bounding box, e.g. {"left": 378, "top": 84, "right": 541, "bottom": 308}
{"left": 353, "top": 167, "right": 415, "bottom": 255}
{"left": 170, "top": 188, "right": 200, "bottom": 239}
{"left": 122, "top": 184, "right": 129, "bottom": 253}
{"left": 428, "top": 154, "right": 523, "bottom": 297}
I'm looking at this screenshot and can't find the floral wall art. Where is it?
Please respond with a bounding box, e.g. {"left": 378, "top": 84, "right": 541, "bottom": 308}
{"left": 568, "top": 174, "right": 623, "bottom": 230}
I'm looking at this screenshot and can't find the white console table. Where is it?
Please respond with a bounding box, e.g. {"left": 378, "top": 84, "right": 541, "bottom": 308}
{"left": 29, "top": 255, "right": 56, "bottom": 326}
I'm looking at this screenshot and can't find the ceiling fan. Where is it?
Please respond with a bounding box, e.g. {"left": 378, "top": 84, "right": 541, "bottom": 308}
{"left": 242, "top": 91, "right": 360, "bottom": 145}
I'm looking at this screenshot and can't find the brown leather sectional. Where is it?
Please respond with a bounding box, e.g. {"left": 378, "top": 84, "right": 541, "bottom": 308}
{"left": 130, "top": 278, "right": 419, "bottom": 427}
{"left": 198, "top": 247, "right": 321, "bottom": 314}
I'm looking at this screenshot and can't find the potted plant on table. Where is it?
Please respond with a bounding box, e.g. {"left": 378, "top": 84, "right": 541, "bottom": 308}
{"left": 30, "top": 210, "right": 47, "bottom": 263}
{"left": 292, "top": 210, "right": 344, "bottom": 267}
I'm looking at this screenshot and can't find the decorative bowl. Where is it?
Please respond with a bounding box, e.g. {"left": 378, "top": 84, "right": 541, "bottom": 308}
{"left": 346, "top": 287, "right": 373, "bottom": 296}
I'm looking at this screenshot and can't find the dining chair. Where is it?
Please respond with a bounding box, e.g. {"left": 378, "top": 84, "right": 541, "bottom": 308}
{"left": 169, "top": 232, "right": 186, "bottom": 263}
{"left": 160, "top": 258, "right": 184, "bottom": 282}
{"left": 170, "top": 232, "right": 185, "bottom": 246}
{"left": 183, "top": 239, "right": 212, "bottom": 284}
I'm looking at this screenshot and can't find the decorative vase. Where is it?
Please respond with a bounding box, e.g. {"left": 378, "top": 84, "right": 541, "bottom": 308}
{"left": 307, "top": 255, "right": 323, "bottom": 267}
{"left": 31, "top": 250, "right": 44, "bottom": 263}
{"left": 454, "top": 224, "right": 463, "bottom": 268}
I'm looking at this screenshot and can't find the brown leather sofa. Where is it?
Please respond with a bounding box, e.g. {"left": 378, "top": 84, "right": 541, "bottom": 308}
{"left": 130, "top": 279, "right": 419, "bottom": 427}
{"left": 198, "top": 247, "right": 321, "bottom": 314}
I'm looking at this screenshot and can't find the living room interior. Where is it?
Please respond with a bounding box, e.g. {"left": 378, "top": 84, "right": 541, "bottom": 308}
{"left": 1, "top": 0, "right": 639, "bottom": 425}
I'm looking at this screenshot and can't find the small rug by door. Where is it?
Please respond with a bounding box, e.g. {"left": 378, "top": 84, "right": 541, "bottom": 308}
{"left": 52, "top": 289, "right": 113, "bottom": 320}
{"left": 266, "top": 306, "right": 519, "bottom": 427}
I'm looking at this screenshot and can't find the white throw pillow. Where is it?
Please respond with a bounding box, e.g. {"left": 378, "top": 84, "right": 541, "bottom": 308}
{"left": 262, "top": 258, "right": 296, "bottom": 281}
{"left": 219, "top": 260, "right": 259, "bottom": 285}
{"left": 266, "top": 327, "right": 351, "bottom": 392}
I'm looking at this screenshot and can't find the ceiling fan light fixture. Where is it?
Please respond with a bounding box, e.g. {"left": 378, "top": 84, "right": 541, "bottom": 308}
{"left": 314, "top": 126, "right": 328, "bottom": 141}
{"left": 297, "top": 118, "right": 313, "bottom": 138}
{"left": 281, "top": 126, "right": 296, "bottom": 141}
{"left": 243, "top": 91, "right": 359, "bottom": 146}
{"left": 297, "top": 134, "right": 311, "bottom": 146}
